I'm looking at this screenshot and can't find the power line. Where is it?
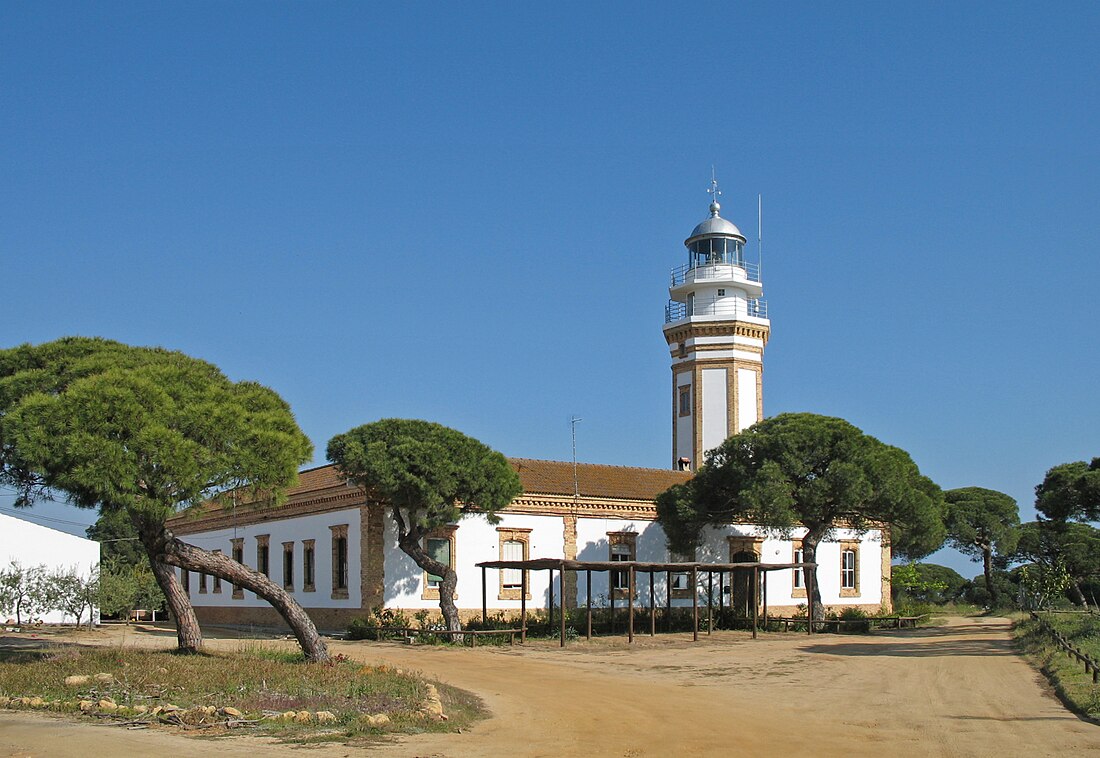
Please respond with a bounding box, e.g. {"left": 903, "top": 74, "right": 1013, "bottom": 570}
{"left": 0, "top": 506, "right": 95, "bottom": 530}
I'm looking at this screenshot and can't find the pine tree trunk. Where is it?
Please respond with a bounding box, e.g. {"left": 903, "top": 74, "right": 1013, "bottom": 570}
{"left": 133, "top": 515, "right": 330, "bottom": 662}
{"left": 436, "top": 567, "right": 462, "bottom": 633}
{"left": 982, "top": 547, "right": 997, "bottom": 604}
{"left": 1068, "top": 581, "right": 1089, "bottom": 609}
{"left": 159, "top": 534, "right": 331, "bottom": 662}
{"left": 802, "top": 532, "right": 825, "bottom": 621}
{"left": 148, "top": 553, "right": 203, "bottom": 654}
{"left": 397, "top": 528, "right": 463, "bottom": 635}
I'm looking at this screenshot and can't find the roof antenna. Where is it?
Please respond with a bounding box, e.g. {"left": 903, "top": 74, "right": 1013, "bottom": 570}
{"left": 758, "top": 193, "right": 763, "bottom": 280}
{"left": 570, "top": 416, "right": 583, "bottom": 507}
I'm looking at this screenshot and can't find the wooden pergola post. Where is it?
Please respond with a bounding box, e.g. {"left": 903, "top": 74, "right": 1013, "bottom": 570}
{"left": 549, "top": 568, "right": 555, "bottom": 631}
{"left": 806, "top": 566, "right": 814, "bottom": 635}
{"left": 586, "top": 569, "right": 592, "bottom": 641}
{"left": 628, "top": 566, "right": 635, "bottom": 644}
{"left": 610, "top": 571, "right": 616, "bottom": 635}
{"left": 481, "top": 566, "right": 487, "bottom": 625}
{"left": 752, "top": 566, "right": 759, "bottom": 639}
{"left": 521, "top": 567, "right": 527, "bottom": 644}
{"left": 665, "top": 569, "right": 672, "bottom": 632}
{"left": 718, "top": 570, "right": 724, "bottom": 615}
{"left": 560, "top": 566, "right": 566, "bottom": 648}
{"left": 649, "top": 570, "right": 656, "bottom": 637}
{"left": 762, "top": 570, "right": 768, "bottom": 631}
{"left": 691, "top": 566, "right": 698, "bottom": 642}
{"left": 707, "top": 570, "right": 713, "bottom": 635}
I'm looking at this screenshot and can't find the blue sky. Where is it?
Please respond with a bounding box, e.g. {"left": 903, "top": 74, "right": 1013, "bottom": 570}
{"left": 2, "top": 2, "right": 1097, "bottom": 580}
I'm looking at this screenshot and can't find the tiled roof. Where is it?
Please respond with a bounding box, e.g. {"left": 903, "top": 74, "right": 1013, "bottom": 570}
{"left": 509, "top": 458, "right": 689, "bottom": 500}
{"left": 169, "top": 458, "right": 689, "bottom": 526}
{"left": 245, "top": 458, "right": 688, "bottom": 503}
{"left": 292, "top": 464, "right": 345, "bottom": 492}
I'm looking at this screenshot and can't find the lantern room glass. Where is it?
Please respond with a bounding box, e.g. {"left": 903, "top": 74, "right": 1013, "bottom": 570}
{"left": 689, "top": 237, "right": 744, "bottom": 268}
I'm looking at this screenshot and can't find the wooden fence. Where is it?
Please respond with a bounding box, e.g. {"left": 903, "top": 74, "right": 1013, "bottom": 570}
{"left": 1030, "top": 611, "right": 1100, "bottom": 684}
{"left": 772, "top": 615, "right": 926, "bottom": 633}
{"left": 356, "top": 626, "right": 520, "bottom": 646}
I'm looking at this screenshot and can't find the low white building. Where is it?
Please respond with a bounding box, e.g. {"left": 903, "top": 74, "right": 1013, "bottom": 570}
{"left": 168, "top": 459, "right": 889, "bottom": 632}
{"left": 0, "top": 512, "right": 101, "bottom": 625}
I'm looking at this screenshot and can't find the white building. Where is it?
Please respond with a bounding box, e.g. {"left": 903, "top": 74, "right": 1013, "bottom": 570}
{"left": 169, "top": 189, "right": 890, "bottom": 631}
{"left": 0, "top": 512, "right": 101, "bottom": 625}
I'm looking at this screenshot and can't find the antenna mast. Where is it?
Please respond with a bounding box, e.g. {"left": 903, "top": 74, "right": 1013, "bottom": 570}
{"left": 758, "top": 194, "right": 763, "bottom": 280}
{"left": 570, "top": 416, "right": 583, "bottom": 509}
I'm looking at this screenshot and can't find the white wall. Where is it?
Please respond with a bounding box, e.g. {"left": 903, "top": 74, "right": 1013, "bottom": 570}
{"left": 700, "top": 367, "right": 728, "bottom": 454}
{"left": 385, "top": 512, "right": 566, "bottom": 610}
{"left": 178, "top": 507, "right": 362, "bottom": 609}
{"left": 0, "top": 513, "right": 100, "bottom": 624}
{"left": 736, "top": 367, "right": 758, "bottom": 431}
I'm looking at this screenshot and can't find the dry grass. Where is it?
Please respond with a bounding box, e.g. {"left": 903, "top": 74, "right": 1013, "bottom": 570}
{"left": 0, "top": 639, "right": 486, "bottom": 742}
{"left": 1015, "top": 613, "right": 1100, "bottom": 719}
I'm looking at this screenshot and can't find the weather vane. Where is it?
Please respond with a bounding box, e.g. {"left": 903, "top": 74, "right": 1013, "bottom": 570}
{"left": 707, "top": 166, "right": 721, "bottom": 208}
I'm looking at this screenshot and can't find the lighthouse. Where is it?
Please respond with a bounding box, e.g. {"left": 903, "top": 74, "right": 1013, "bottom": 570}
{"left": 664, "top": 179, "right": 770, "bottom": 470}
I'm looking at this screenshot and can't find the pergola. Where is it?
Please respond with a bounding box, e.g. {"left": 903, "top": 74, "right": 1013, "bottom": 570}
{"left": 475, "top": 558, "right": 819, "bottom": 647}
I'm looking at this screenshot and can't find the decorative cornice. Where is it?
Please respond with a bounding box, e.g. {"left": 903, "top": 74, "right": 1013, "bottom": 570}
{"left": 664, "top": 321, "right": 770, "bottom": 345}
{"left": 170, "top": 488, "right": 372, "bottom": 535}
{"left": 171, "top": 489, "right": 673, "bottom": 534}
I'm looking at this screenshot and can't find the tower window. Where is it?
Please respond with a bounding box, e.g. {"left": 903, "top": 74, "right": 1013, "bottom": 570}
{"left": 679, "top": 386, "right": 691, "bottom": 416}
{"left": 717, "top": 289, "right": 726, "bottom": 296}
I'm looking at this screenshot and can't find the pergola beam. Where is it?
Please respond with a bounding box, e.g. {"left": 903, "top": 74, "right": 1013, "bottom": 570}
{"left": 472, "top": 558, "right": 819, "bottom": 644}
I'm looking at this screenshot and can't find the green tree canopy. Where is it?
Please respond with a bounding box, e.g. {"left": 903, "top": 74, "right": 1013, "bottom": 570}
{"left": 891, "top": 562, "right": 967, "bottom": 605}
{"left": 1035, "top": 458, "right": 1100, "bottom": 523}
{"left": 943, "top": 487, "right": 1020, "bottom": 603}
{"left": 1015, "top": 520, "right": 1100, "bottom": 608}
{"left": 656, "top": 413, "right": 945, "bottom": 618}
{"left": 0, "top": 337, "right": 326, "bottom": 658}
{"left": 86, "top": 509, "right": 148, "bottom": 568}
{"left": 328, "top": 418, "right": 522, "bottom": 632}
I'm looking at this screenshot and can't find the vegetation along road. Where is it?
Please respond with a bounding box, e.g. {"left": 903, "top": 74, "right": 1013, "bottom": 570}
{"left": 2, "top": 616, "right": 1098, "bottom": 757}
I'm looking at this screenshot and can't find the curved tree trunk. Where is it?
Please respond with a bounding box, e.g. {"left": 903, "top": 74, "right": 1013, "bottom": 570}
{"left": 134, "top": 517, "right": 331, "bottom": 662}
{"left": 1068, "top": 581, "right": 1089, "bottom": 609}
{"left": 397, "top": 527, "right": 462, "bottom": 634}
{"left": 802, "top": 529, "right": 826, "bottom": 622}
{"left": 147, "top": 551, "right": 203, "bottom": 654}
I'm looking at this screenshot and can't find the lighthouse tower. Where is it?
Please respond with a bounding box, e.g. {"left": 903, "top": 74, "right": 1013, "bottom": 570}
{"left": 664, "top": 180, "right": 770, "bottom": 470}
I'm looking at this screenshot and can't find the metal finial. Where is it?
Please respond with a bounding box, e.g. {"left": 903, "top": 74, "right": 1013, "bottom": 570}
{"left": 707, "top": 167, "right": 721, "bottom": 216}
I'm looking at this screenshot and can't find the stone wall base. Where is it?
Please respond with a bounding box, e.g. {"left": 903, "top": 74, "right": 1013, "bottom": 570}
{"left": 194, "top": 605, "right": 363, "bottom": 635}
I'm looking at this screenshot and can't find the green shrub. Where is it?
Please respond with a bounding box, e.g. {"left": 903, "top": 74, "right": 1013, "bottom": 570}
{"left": 346, "top": 607, "right": 414, "bottom": 640}
{"left": 837, "top": 607, "right": 870, "bottom": 633}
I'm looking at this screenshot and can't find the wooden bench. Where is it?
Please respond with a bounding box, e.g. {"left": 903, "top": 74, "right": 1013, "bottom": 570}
{"left": 772, "top": 615, "right": 926, "bottom": 633}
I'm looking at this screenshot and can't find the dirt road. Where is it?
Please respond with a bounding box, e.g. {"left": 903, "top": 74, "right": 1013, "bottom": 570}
{"left": 2, "top": 616, "right": 1098, "bottom": 757}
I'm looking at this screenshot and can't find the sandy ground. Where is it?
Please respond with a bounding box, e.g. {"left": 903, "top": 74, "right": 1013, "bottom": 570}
{"left": 2, "top": 616, "right": 1098, "bottom": 757}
